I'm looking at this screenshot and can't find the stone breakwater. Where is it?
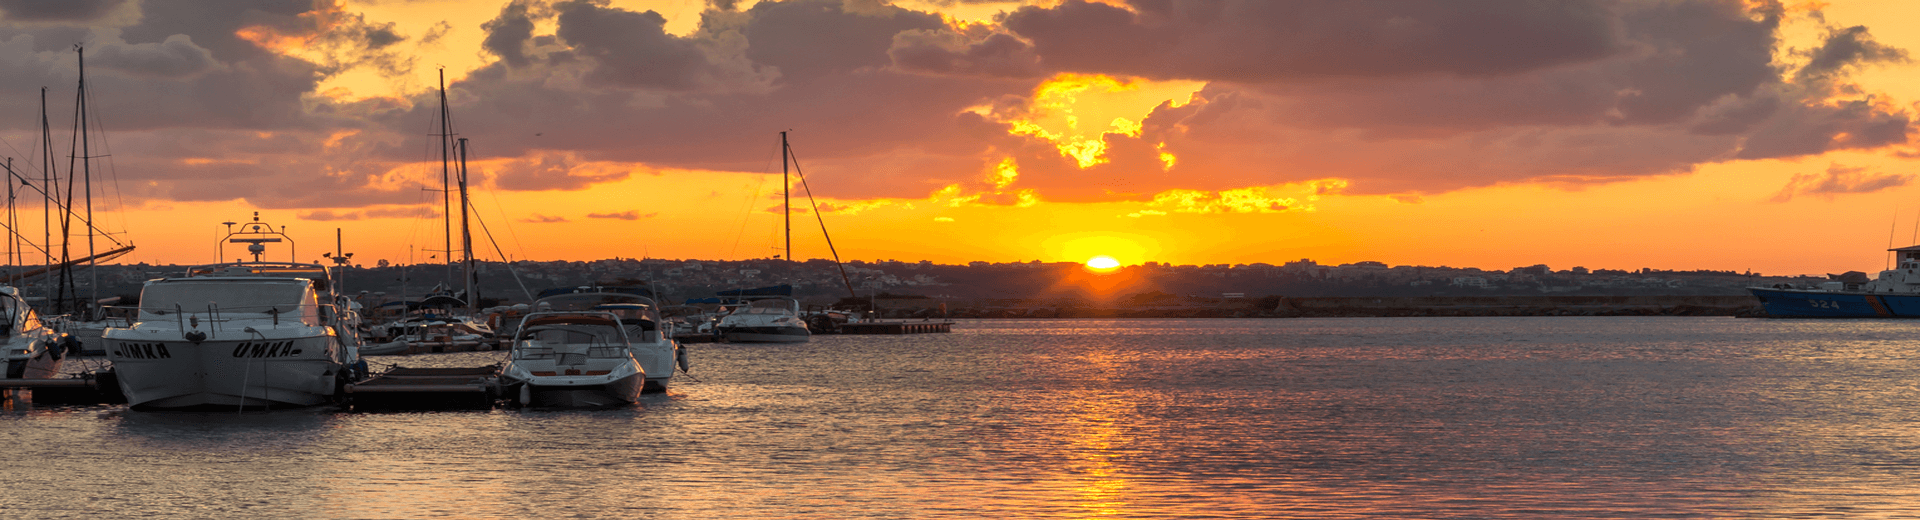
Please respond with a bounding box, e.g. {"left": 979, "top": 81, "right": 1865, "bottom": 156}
{"left": 859, "top": 295, "right": 1765, "bottom": 319}
{"left": 1270, "top": 295, "right": 1763, "bottom": 318}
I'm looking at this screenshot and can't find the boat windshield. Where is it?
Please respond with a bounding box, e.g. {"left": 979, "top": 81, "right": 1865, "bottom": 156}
{"left": 514, "top": 323, "right": 628, "bottom": 360}
{"left": 140, "top": 280, "right": 312, "bottom": 317}
{"left": 734, "top": 299, "right": 795, "bottom": 315}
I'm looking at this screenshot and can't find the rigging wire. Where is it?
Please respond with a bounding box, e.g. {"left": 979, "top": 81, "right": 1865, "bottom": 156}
{"left": 783, "top": 137, "right": 858, "bottom": 299}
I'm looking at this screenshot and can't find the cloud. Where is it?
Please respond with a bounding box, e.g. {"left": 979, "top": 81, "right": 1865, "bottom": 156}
{"left": 1770, "top": 163, "right": 1914, "bottom": 202}
{"left": 0, "top": 0, "right": 131, "bottom": 23}
{"left": 0, "top": 0, "right": 1910, "bottom": 217}
{"left": 523, "top": 214, "right": 569, "bottom": 223}
{"left": 1001, "top": 0, "right": 1618, "bottom": 81}
{"left": 588, "top": 211, "right": 656, "bottom": 220}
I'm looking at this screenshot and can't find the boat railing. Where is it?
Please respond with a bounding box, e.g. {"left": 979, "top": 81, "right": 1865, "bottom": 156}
{"left": 134, "top": 302, "right": 340, "bottom": 331}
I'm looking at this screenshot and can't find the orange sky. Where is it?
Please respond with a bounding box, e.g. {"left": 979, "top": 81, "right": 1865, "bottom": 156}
{"left": 0, "top": 0, "right": 1917, "bottom": 276}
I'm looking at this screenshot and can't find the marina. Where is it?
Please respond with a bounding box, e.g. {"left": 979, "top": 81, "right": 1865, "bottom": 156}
{"left": 16, "top": 318, "right": 1920, "bottom": 518}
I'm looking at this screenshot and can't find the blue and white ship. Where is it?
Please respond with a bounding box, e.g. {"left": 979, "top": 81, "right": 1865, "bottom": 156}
{"left": 1748, "top": 245, "right": 1920, "bottom": 317}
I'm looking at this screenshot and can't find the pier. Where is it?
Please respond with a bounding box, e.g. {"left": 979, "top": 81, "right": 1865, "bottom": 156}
{"left": 835, "top": 321, "right": 954, "bottom": 334}
{"left": 344, "top": 366, "right": 501, "bottom": 410}
{"left": 0, "top": 372, "right": 126, "bottom": 405}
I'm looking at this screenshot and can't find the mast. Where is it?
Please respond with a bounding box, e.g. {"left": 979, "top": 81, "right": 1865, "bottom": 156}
{"left": 78, "top": 46, "right": 97, "bottom": 312}
{"left": 458, "top": 137, "right": 474, "bottom": 314}
{"left": 38, "top": 87, "right": 53, "bottom": 303}
{"left": 782, "top": 131, "right": 790, "bottom": 262}
{"left": 5, "top": 158, "right": 13, "bottom": 272}
{"left": 437, "top": 69, "right": 453, "bottom": 286}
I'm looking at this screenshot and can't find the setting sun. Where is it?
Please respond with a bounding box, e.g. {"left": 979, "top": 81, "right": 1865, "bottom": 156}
{"left": 1086, "top": 255, "right": 1121, "bottom": 271}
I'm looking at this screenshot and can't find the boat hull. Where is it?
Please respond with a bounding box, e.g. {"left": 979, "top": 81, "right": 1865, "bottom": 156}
{"left": 720, "top": 326, "right": 810, "bottom": 343}
{"left": 515, "top": 373, "right": 645, "bottom": 408}
{"left": 1747, "top": 288, "right": 1920, "bottom": 317}
{"left": 104, "top": 334, "right": 342, "bottom": 410}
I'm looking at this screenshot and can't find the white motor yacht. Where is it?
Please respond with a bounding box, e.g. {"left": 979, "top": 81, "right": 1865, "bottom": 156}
{"left": 716, "top": 297, "right": 811, "bottom": 343}
{"left": 1, "top": 286, "right": 75, "bottom": 380}
{"left": 103, "top": 216, "right": 363, "bottom": 410}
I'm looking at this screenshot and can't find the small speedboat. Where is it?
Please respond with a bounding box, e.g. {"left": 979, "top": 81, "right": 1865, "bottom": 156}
{"left": 501, "top": 310, "right": 646, "bottom": 408}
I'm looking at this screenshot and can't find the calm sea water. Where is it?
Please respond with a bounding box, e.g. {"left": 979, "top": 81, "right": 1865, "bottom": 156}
{"left": 8, "top": 317, "right": 1920, "bottom": 518}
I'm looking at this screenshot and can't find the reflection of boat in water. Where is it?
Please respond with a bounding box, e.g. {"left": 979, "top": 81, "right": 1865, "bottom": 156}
{"left": 1750, "top": 245, "right": 1920, "bottom": 317}
{"left": 501, "top": 306, "right": 646, "bottom": 408}
{"left": 1, "top": 286, "right": 77, "bottom": 380}
{"left": 103, "top": 215, "right": 364, "bottom": 410}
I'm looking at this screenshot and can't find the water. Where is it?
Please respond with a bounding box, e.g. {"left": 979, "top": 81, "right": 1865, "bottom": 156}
{"left": 9, "top": 317, "right": 1920, "bottom": 518}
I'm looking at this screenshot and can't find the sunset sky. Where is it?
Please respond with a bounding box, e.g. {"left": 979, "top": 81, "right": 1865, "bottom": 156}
{"left": 0, "top": 0, "right": 1915, "bottom": 276}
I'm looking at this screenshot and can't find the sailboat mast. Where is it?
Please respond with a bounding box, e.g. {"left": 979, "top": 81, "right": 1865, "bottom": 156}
{"left": 458, "top": 137, "right": 474, "bottom": 314}
{"left": 438, "top": 69, "right": 453, "bottom": 285}
{"left": 782, "top": 131, "right": 790, "bottom": 262}
{"left": 78, "top": 46, "right": 96, "bottom": 311}
{"left": 38, "top": 87, "right": 52, "bottom": 301}
{"left": 5, "top": 158, "right": 13, "bottom": 271}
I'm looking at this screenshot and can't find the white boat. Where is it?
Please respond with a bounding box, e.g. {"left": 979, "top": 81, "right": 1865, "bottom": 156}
{"left": 1, "top": 286, "right": 76, "bottom": 380}
{"left": 501, "top": 308, "right": 647, "bottom": 408}
{"left": 103, "top": 215, "right": 364, "bottom": 410}
{"left": 716, "top": 297, "right": 811, "bottom": 343}
{"left": 373, "top": 315, "right": 495, "bottom": 354}
{"left": 532, "top": 289, "right": 684, "bottom": 391}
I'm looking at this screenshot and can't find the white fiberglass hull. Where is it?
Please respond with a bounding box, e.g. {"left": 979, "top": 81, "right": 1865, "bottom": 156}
{"left": 629, "top": 339, "right": 678, "bottom": 391}
{"left": 105, "top": 331, "right": 342, "bottom": 410}
{"left": 512, "top": 372, "right": 645, "bottom": 408}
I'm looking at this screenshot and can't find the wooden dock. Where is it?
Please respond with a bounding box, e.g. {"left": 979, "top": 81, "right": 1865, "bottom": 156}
{"left": 344, "top": 366, "right": 501, "bottom": 410}
{"left": 835, "top": 321, "right": 954, "bottom": 334}
{"left": 0, "top": 372, "right": 125, "bottom": 405}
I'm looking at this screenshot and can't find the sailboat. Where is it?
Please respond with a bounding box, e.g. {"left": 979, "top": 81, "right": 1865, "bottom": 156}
{"left": 2, "top": 47, "right": 131, "bottom": 383}
{"left": 371, "top": 71, "right": 497, "bottom": 354}
{"left": 712, "top": 133, "right": 861, "bottom": 343}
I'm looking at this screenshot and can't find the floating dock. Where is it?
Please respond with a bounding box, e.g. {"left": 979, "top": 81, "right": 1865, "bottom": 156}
{"left": 835, "top": 321, "right": 954, "bottom": 334}
{"left": 0, "top": 372, "right": 126, "bottom": 405}
{"left": 344, "top": 366, "right": 501, "bottom": 410}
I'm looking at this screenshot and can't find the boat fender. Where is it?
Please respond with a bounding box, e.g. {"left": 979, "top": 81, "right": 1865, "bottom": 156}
{"left": 58, "top": 335, "right": 82, "bottom": 357}
{"left": 676, "top": 345, "right": 691, "bottom": 373}
{"left": 519, "top": 384, "right": 532, "bottom": 406}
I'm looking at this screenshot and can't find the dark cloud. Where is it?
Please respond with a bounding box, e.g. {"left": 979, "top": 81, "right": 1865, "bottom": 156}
{"left": 890, "top": 29, "right": 1043, "bottom": 78}
{"left": 1002, "top": 0, "right": 1618, "bottom": 81}
{"left": 480, "top": 1, "right": 537, "bottom": 67}
{"left": 487, "top": 152, "right": 629, "bottom": 191}
{"left": 1770, "top": 163, "right": 1914, "bottom": 202}
{"left": 554, "top": 0, "right": 714, "bottom": 89}
{"left": 0, "top": 0, "right": 129, "bottom": 22}
{"left": 1797, "top": 25, "right": 1910, "bottom": 83}
{"left": 743, "top": 0, "right": 944, "bottom": 83}
{"left": 588, "top": 211, "right": 656, "bottom": 220}
{"left": 85, "top": 34, "right": 219, "bottom": 78}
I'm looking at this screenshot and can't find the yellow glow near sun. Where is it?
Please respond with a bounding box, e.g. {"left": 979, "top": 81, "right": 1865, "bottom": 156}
{"left": 1086, "top": 255, "right": 1121, "bottom": 270}
{"left": 1004, "top": 73, "right": 1206, "bottom": 169}
{"left": 1046, "top": 233, "right": 1158, "bottom": 266}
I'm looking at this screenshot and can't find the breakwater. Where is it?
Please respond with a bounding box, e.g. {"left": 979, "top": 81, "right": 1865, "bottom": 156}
{"left": 860, "top": 295, "right": 1764, "bottom": 319}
